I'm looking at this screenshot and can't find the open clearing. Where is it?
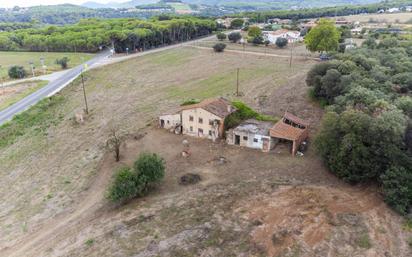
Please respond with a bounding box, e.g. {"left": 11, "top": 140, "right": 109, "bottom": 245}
{"left": 0, "top": 51, "right": 94, "bottom": 79}
{"left": 343, "top": 12, "right": 412, "bottom": 24}
{"left": 0, "top": 45, "right": 410, "bottom": 257}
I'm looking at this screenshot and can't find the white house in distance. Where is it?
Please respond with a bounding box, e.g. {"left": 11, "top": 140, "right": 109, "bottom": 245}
{"left": 263, "top": 29, "right": 302, "bottom": 44}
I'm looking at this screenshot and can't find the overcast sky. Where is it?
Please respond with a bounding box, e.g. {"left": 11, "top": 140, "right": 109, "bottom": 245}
{"left": 1, "top": 0, "right": 125, "bottom": 8}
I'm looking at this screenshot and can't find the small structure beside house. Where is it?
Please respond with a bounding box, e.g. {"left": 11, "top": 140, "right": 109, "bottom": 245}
{"left": 159, "top": 113, "right": 181, "bottom": 133}
{"left": 269, "top": 112, "right": 309, "bottom": 156}
{"left": 226, "top": 119, "right": 275, "bottom": 152}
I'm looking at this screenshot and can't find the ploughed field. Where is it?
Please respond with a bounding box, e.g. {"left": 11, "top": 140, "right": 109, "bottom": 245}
{"left": 0, "top": 45, "right": 410, "bottom": 257}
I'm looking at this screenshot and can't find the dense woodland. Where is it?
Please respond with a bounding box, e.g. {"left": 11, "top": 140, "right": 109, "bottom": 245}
{"left": 0, "top": 16, "right": 217, "bottom": 53}
{"left": 307, "top": 35, "right": 412, "bottom": 214}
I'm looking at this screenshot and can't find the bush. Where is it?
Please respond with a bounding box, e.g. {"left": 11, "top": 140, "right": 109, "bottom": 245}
{"left": 228, "top": 32, "right": 242, "bottom": 43}
{"left": 381, "top": 166, "right": 412, "bottom": 215}
{"left": 181, "top": 99, "right": 200, "bottom": 106}
{"left": 107, "top": 167, "right": 139, "bottom": 202}
{"left": 55, "top": 57, "right": 70, "bottom": 69}
{"left": 275, "top": 37, "right": 288, "bottom": 48}
{"left": 251, "top": 35, "right": 264, "bottom": 45}
{"left": 216, "top": 32, "right": 226, "bottom": 41}
{"left": 224, "top": 101, "right": 277, "bottom": 130}
{"left": 8, "top": 65, "right": 26, "bottom": 79}
{"left": 107, "top": 152, "right": 165, "bottom": 203}
{"left": 213, "top": 43, "right": 226, "bottom": 52}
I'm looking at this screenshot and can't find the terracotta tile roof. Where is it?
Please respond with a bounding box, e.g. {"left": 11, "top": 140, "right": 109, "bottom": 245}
{"left": 270, "top": 121, "right": 306, "bottom": 141}
{"left": 180, "top": 98, "right": 236, "bottom": 118}
{"left": 283, "top": 112, "right": 310, "bottom": 127}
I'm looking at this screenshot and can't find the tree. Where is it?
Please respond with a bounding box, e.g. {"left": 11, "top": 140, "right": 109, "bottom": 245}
{"left": 362, "top": 37, "right": 377, "bottom": 49}
{"left": 247, "top": 26, "right": 262, "bottom": 38}
{"left": 251, "top": 35, "right": 264, "bottom": 45}
{"left": 275, "top": 37, "right": 288, "bottom": 48}
{"left": 230, "top": 18, "right": 244, "bottom": 29}
{"left": 107, "top": 152, "right": 165, "bottom": 203}
{"left": 8, "top": 66, "right": 26, "bottom": 79}
{"left": 133, "top": 152, "right": 165, "bottom": 195}
{"left": 107, "top": 167, "right": 139, "bottom": 203}
{"left": 55, "top": 57, "right": 70, "bottom": 69}
{"left": 228, "top": 32, "right": 242, "bottom": 43}
{"left": 106, "top": 129, "right": 123, "bottom": 162}
{"left": 304, "top": 18, "right": 340, "bottom": 53}
{"left": 213, "top": 43, "right": 226, "bottom": 52}
{"left": 216, "top": 32, "right": 226, "bottom": 41}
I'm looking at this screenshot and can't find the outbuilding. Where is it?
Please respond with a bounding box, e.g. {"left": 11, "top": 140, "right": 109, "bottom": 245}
{"left": 226, "top": 119, "right": 275, "bottom": 152}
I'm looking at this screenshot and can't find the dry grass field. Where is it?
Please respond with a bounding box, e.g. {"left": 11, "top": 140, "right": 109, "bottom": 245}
{"left": 0, "top": 45, "right": 410, "bottom": 257}
{"left": 0, "top": 80, "right": 47, "bottom": 111}
{"left": 343, "top": 12, "right": 412, "bottom": 24}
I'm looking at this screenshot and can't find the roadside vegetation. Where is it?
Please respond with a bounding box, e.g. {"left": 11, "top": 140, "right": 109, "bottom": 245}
{"left": 307, "top": 34, "right": 412, "bottom": 214}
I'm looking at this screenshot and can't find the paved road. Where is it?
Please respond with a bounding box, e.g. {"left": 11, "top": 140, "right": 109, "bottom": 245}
{"left": 0, "top": 50, "right": 110, "bottom": 125}
{"left": 0, "top": 34, "right": 217, "bottom": 126}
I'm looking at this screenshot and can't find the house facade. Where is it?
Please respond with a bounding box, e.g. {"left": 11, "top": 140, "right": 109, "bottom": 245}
{"left": 181, "top": 98, "right": 235, "bottom": 141}
{"left": 226, "top": 119, "right": 275, "bottom": 152}
{"left": 159, "top": 113, "right": 181, "bottom": 132}
{"left": 263, "top": 29, "right": 302, "bottom": 44}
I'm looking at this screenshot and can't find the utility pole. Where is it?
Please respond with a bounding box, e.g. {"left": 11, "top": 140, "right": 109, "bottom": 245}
{"left": 0, "top": 65, "right": 3, "bottom": 94}
{"left": 29, "top": 61, "right": 35, "bottom": 77}
{"left": 236, "top": 68, "right": 240, "bottom": 96}
{"left": 81, "top": 70, "right": 89, "bottom": 114}
{"left": 289, "top": 38, "right": 294, "bottom": 68}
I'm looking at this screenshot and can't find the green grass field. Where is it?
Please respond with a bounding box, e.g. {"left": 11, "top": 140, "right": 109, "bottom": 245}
{"left": 170, "top": 2, "right": 191, "bottom": 11}
{"left": 0, "top": 52, "right": 94, "bottom": 80}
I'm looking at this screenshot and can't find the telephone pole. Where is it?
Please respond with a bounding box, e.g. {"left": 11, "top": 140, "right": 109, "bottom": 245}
{"left": 236, "top": 68, "right": 240, "bottom": 96}
{"left": 81, "top": 70, "right": 89, "bottom": 114}
{"left": 289, "top": 38, "right": 295, "bottom": 68}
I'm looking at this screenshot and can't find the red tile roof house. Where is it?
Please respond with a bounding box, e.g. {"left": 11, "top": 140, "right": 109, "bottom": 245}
{"left": 269, "top": 112, "right": 310, "bottom": 156}
{"left": 159, "top": 98, "right": 236, "bottom": 141}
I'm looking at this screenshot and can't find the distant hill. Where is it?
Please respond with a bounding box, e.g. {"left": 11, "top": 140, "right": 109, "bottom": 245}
{"left": 82, "top": 0, "right": 158, "bottom": 9}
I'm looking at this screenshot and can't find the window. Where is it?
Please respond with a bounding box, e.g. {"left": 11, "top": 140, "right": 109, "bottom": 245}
{"left": 198, "top": 128, "right": 203, "bottom": 135}
{"left": 190, "top": 126, "right": 193, "bottom": 132}
{"left": 199, "top": 118, "right": 203, "bottom": 124}
{"left": 243, "top": 136, "right": 248, "bottom": 141}
{"left": 189, "top": 115, "right": 194, "bottom": 122}
{"left": 209, "top": 119, "right": 214, "bottom": 125}
{"left": 253, "top": 138, "right": 258, "bottom": 143}
{"left": 167, "top": 120, "right": 170, "bottom": 124}
{"left": 209, "top": 130, "right": 212, "bottom": 136}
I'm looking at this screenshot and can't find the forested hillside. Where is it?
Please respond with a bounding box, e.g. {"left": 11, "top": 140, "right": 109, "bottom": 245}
{"left": 307, "top": 36, "right": 412, "bottom": 214}
{"left": 0, "top": 16, "right": 217, "bottom": 52}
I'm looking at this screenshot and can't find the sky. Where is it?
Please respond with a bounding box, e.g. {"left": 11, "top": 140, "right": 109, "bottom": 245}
{"left": 0, "top": 0, "right": 124, "bottom": 8}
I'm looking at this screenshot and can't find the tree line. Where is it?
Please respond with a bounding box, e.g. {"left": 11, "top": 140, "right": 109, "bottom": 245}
{"left": 307, "top": 35, "right": 412, "bottom": 215}
{"left": 234, "top": 0, "right": 412, "bottom": 22}
{"left": 0, "top": 16, "right": 217, "bottom": 53}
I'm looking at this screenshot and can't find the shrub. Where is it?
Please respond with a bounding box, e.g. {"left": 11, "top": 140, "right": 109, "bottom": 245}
{"left": 55, "top": 57, "right": 70, "bottom": 69}
{"left": 181, "top": 99, "right": 200, "bottom": 106}
{"left": 251, "top": 35, "right": 264, "bottom": 45}
{"left": 381, "top": 166, "right": 412, "bottom": 215}
{"left": 216, "top": 32, "right": 226, "bottom": 41}
{"left": 107, "top": 167, "right": 139, "bottom": 203}
{"left": 228, "top": 32, "right": 242, "bottom": 43}
{"left": 8, "top": 65, "right": 26, "bottom": 79}
{"left": 107, "top": 152, "right": 165, "bottom": 203}
{"left": 224, "top": 101, "right": 277, "bottom": 130}
{"left": 133, "top": 152, "right": 165, "bottom": 193}
{"left": 230, "top": 18, "right": 244, "bottom": 29}
{"left": 275, "top": 37, "right": 288, "bottom": 48}
{"left": 213, "top": 43, "right": 226, "bottom": 52}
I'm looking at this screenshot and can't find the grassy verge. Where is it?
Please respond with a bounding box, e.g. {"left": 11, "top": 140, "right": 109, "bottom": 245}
{"left": 0, "top": 80, "right": 48, "bottom": 111}
{"left": 0, "top": 51, "right": 94, "bottom": 80}
{"left": 0, "top": 95, "right": 65, "bottom": 149}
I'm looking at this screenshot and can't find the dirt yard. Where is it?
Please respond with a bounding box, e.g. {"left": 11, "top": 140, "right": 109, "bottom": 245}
{"left": 0, "top": 45, "right": 410, "bottom": 257}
